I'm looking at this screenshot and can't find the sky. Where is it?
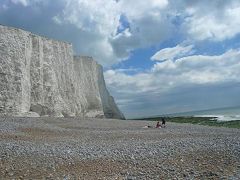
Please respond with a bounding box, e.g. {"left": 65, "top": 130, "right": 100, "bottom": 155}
{"left": 1, "top": 0, "right": 240, "bottom": 118}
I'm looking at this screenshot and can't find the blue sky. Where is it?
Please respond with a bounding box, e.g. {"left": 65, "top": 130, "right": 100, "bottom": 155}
{"left": 1, "top": 0, "right": 240, "bottom": 118}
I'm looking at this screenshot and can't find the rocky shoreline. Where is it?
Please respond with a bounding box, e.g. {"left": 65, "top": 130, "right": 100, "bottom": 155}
{"left": 0, "top": 117, "right": 239, "bottom": 179}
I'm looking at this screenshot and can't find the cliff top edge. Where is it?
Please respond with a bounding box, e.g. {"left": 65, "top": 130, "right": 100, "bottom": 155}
{"left": 0, "top": 24, "right": 96, "bottom": 60}
{"left": 0, "top": 24, "right": 72, "bottom": 46}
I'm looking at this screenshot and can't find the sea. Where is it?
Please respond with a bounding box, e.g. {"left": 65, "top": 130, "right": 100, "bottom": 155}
{"left": 167, "top": 106, "right": 240, "bottom": 121}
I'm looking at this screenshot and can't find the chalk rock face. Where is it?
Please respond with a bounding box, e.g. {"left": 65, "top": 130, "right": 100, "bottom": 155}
{"left": 0, "top": 25, "right": 125, "bottom": 119}
{"left": 74, "top": 56, "right": 125, "bottom": 119}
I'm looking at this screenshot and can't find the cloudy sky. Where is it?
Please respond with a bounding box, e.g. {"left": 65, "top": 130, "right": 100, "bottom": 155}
{"left": 1, "top": 0, "right": 240, "bottom": 118}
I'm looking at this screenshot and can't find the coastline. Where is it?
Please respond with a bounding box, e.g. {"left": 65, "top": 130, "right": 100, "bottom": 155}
{"left": 133, "top": 116, "right": 240, "bottom": 129}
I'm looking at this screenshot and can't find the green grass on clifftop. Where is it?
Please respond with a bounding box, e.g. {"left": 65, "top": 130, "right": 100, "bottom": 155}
{"left": 132, "top": 116, "right": 240, "bottom": 129}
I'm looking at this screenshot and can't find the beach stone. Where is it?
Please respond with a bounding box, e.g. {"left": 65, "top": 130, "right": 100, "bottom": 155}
{"left": 0, "top": 116, "right": 239, "bottom": 179}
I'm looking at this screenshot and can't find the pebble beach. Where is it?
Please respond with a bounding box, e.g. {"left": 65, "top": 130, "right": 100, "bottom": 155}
{"left": 0, "top": 117, "right": 239, "bottom": 179}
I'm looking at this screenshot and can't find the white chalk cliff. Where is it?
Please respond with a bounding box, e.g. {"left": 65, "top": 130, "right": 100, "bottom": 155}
{"left": 0, "top": 25, "right": 125, "bottom": 119}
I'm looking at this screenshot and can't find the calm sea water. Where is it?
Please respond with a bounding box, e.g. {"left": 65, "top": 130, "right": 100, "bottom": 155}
{"left": 168, "top": 106, "right": 240, "bottom": 121}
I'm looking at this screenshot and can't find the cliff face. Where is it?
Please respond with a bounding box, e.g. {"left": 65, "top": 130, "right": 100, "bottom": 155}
{"left": 74, "top": 56, "right": 125, "bottom": 119}
{"left": 0, "top": 25, "right": 125, "bottom": 119}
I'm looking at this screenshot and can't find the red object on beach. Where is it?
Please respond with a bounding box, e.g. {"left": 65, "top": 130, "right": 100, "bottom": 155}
{"left": 156, "top": 121, "right": 161, "bottom": 128}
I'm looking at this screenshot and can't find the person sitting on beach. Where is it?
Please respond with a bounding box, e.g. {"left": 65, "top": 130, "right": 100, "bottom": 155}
{"left": 156, "top": 121, "right": 161, "bottom": 128}
{"left": 161, "top": 117, "right": 166, "bottom": 128}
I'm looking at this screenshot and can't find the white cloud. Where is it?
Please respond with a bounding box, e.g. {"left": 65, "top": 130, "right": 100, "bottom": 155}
{"left": 11, "top": 0, "right": 29, "bottom": 6}
{"left": 182, "top": 0, "right": 240, "bottom": 41}
{"left": 152, "top": 48, "right": 240, "bottom": 84}
{"left": 50, "top": 0, "right": 123, "bottom": 65}
{"left": 55, "top": 0, "right": 120, "bottom": 36}
{"left": 151, "top": 44, "right": 194, "bottom": 61}
{"left": 106, "top": 46, "right": 240, "bottom": 102}
{"left": 52, "top": 0, "right": 172, "bottom": 64}
{"left": 105, "top": 47, "right": 240, "bottom": 116}
{"left": 110, "top": 0, "right": 172, "bottom": 59}
{"left": 105, "top": 70, "right": 156, "bottom": 93}
{"left": 110, "top": 15, "right": 173, "bottom": 59}
{"left": 106, "top": 48, "right": 240, "bottom": 94}
{"left": 118, "top": 0, "right": 168, "bottom": 19}
{"left": 10, "top": 0, "right": 50, "bottom": 7}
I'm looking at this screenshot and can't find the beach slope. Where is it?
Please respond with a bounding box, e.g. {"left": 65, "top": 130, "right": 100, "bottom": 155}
{"left": 0, "top": 117, "right": 239, "bottom": 179}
